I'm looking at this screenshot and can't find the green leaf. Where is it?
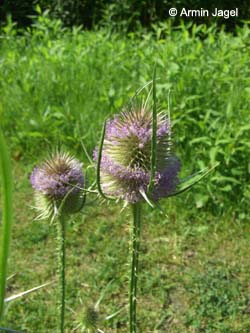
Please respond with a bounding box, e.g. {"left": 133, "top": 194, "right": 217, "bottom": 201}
{"left": 195, "top": 194, "right": 209, "bottom": 208}
{"left": 35, "top": 4, "right": 42, "bottom": 14}
{"left": 0, "top": 129, "right": 13, "bottom": 319}
{"left": 212, "top": 175, "right": 241, "bottom": 184}
{"left": 169, "top": 163, "right": 219, "bottom": 197}
{"left": 220, "top": 184, "right": 232, "bottom": 192}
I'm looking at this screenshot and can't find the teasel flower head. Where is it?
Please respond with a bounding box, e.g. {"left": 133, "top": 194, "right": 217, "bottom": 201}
{"left": 30, "top": 151, "right": 85, "bottom": 219}
{"left": 94, "top": 101, "right": 181, "bottom": 204}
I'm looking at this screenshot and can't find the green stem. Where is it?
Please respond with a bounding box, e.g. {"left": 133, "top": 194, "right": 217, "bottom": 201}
{"left": 56, "top": 214, "right": 66, "bottom": 333}
{"left": 129, "top": 203, "right": 141, "bottom": 333}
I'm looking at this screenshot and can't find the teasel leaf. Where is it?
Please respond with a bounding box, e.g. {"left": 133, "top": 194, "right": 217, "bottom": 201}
{"left": 169, "top": 163, "right": 219, "bottom": 197}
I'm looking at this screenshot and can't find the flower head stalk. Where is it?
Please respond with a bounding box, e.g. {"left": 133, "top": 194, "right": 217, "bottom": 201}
{"left": 30, "top": 151, "right": 85, "bottom": 333}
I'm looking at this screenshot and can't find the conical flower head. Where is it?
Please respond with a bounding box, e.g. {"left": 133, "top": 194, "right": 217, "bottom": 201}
{"left": 30, "top": 152, "right": 85, "bottom": 219}
{"left": 94, "top": 105, "right": 181, "bottom": 203}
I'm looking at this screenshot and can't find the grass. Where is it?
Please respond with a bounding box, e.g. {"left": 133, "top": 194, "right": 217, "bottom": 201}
{"left": 1, "top": 162, "right": 250, "bottom": 332}
{"left": 0, "top": 14, "right": 250, "bottom": 332}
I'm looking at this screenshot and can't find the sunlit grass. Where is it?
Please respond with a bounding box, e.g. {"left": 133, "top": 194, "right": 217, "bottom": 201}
{"left": 1, "top": 163, "right": 250, "bottom": 332}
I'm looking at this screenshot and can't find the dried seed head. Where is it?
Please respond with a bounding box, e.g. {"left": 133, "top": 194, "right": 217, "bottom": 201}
{"left": 83, "top": 305, "right": 99, "bottom": 329}
{"left": 94, "top": 105, "right": 181, "bottom": 203}
{"left": 30, "top": 152, "right": 85, "bottom": 218}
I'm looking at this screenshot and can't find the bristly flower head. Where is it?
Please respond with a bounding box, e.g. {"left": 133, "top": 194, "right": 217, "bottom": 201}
{"left": 94, "top": 100, "right": 181, "bottom": 203}
{"left": 30, "top": 152, "right": 85, "bottom": 219}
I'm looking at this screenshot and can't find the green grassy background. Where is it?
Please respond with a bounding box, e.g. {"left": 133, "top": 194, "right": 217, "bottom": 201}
{"left": 0, "top": 13, "right": 250, "bottom": 332}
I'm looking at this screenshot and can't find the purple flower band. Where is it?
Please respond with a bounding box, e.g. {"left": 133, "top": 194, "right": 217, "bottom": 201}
{"left": 95, "top": 107, "right": 181, "bottom": 203}
{"left": 30, "top": 153, "right": 84, "bottom": 200}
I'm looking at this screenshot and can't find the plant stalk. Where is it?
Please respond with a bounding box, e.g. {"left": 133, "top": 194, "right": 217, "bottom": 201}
{"left": 56, "top": 214, "right": 66, "bottom": 333}
{"left": 129, "top": 203, "right": 141, "bottom": 333}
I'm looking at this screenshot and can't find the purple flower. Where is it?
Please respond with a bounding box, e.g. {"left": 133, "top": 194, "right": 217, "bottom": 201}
{"left": 94, "top": 107, "right": 181, "bottom": 203}
{"left": 30, "top": 152, "right": 85, "bottom": 218}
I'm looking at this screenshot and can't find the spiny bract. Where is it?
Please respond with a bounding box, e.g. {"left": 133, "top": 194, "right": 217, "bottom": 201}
{"left": 94, "top": 104, "right": 181, "bottom": 203}
{"left": 30, "top": 152, "right": 85, "bottom": 219}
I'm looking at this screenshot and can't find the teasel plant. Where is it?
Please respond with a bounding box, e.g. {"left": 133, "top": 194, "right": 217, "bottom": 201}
{"left": 30, "top": 150, "right": 86, "bottom": 333}
{"left": 94, "top": 68, "right": 218, "bottom": 333}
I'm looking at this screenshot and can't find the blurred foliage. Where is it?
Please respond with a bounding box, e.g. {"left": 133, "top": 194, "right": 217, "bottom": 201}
{"left": 0, "top": 14, "right": 249, "bottom": 217}
{"left": 0, "top": 0, "right": 250, "bottom": 31}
